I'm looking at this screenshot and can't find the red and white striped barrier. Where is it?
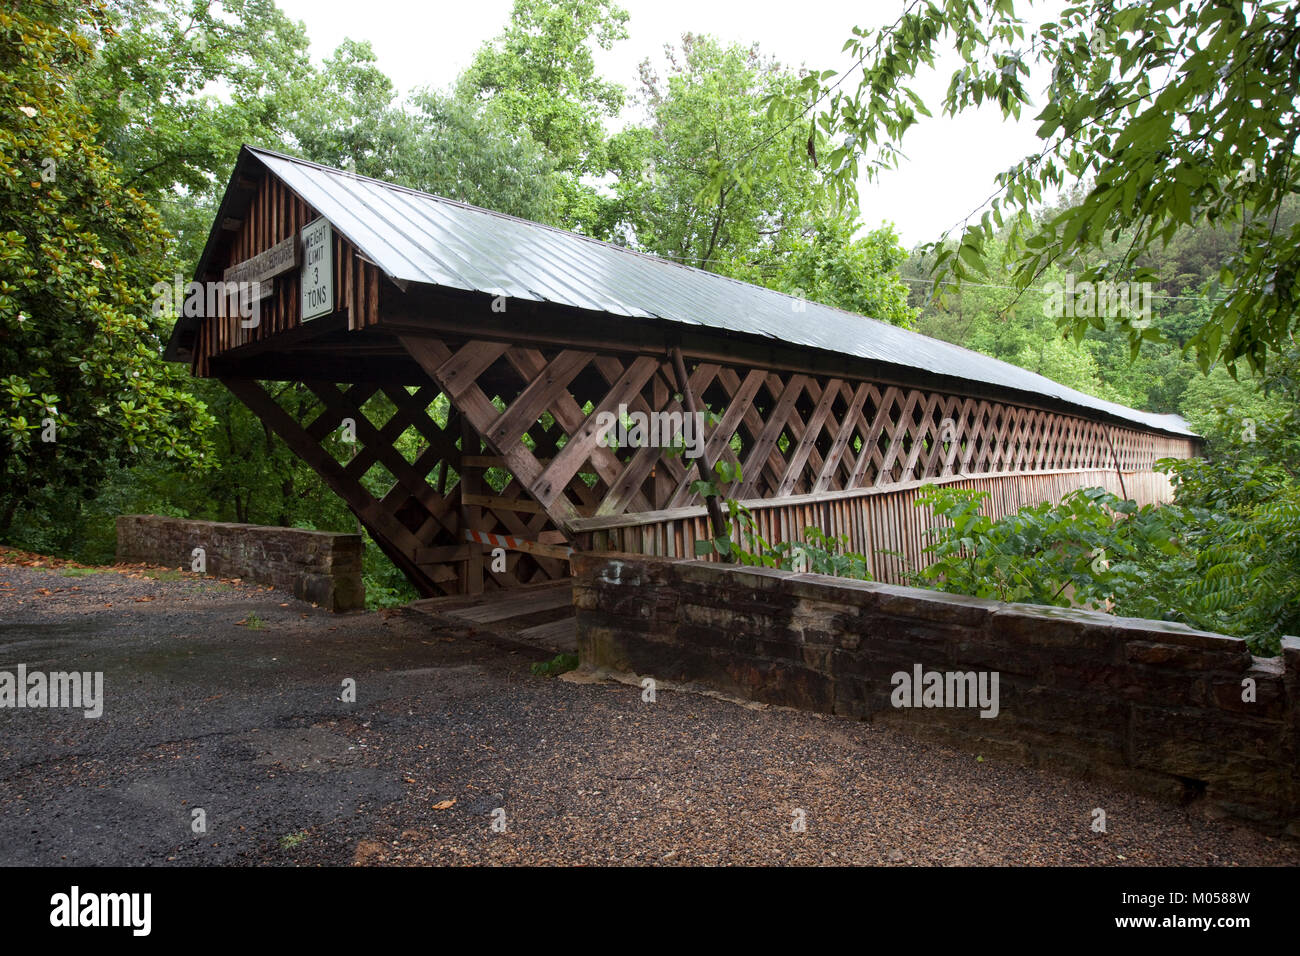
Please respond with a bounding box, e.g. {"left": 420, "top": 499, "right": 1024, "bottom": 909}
{"left": 463, "top": 528, "right": 574, "bottom": 559}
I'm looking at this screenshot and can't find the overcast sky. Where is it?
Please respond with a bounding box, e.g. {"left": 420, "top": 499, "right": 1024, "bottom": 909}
{"left": 271, "top": 0, "right": 1057, "bottom": 247}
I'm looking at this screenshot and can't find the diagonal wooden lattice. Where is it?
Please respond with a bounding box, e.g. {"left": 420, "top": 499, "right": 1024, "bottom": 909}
{"left": 398, "top": 334, "right": 1193, "bottom": 522}
{"left": 220, "top": 333, "right": 1195, "bottom": 596}
{"left": 222, "top": 376, "right": 572, "bottom": 597}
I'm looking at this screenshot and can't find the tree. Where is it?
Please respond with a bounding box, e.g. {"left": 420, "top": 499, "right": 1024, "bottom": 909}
{"left": 770, "top": 0, "right": 1300, "bottom": 374}
{"left": 74, "top": 0, "right": 314, "bottom": 267}
{"left": 604, "top": 35, "right": 916, "bottom": 326}
{"left": 403, "top": 89, "right": 558, "bottom": 222}
{"left": 609, "top": 35, "right": 819, "bottom": 272}
{"left": 460, "top": 0, "right": 629, "bottom": 229}
{"left": 768, "top": 217, "right": 917, "bottom": 327}
{"left": 282, "top": 39, "right": 414, "bottom": 180}
{"left": 0, "top": 0, "right": 212, "bottom": 537}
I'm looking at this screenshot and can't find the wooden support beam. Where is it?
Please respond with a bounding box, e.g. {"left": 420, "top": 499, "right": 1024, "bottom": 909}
{"left": 221, "top": 378, "right": 443, "bottom": 596}
{"left": 666, "top": 366, "right": 762, "bottom": 507}
{"left": 776, "top": 376, "right": 841, "bottom": 497}
{"left": 500, "top": 348, "right": 654, "bottom": 512}
{"left": 488, "top": 349, "right": 593, "bottom": 448}
{"left": 812, "top": 382, "right": 870, "bottom": 493}
{"left": 532, "top": 354, "right": 660, "bottom": 507}
{"left": 458, "top": 413, "right": 486, "bottom": 594}
{"left": 461, "top": 493, "right": 543, "bottom": 515}
{"left": 736, "top": 374, "right": 805, "bottom": 499}
{"left": 602, "top": 364, "right": 704, "bottom": 516}
{"left": 900, "top": 392, "right": 945, "bottom": 482}
{"left": 876, "top": 388, "right": 920, "bottom": 485}
{"left": 671, "top": 347, "right": 729, "bottom": 550}
{"left": 399, "top": 334, "right": 580, "bottom": 531}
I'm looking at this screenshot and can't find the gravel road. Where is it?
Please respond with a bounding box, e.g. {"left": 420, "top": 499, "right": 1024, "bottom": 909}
{"left": 1, "top": 554, "right": 1295, "bottom": 866}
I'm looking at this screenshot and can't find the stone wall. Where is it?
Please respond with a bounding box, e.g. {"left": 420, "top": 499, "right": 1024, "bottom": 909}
{"left": 116, "top": 515, "right": 364, "bottom": 611}
{"left": 574, "top": 553, "right": 1299, "bottom": 834}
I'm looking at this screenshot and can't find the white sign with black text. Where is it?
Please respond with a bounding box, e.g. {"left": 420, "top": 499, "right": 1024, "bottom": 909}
{"left": 300, "top": 218, "right": 334, "bottom": 320}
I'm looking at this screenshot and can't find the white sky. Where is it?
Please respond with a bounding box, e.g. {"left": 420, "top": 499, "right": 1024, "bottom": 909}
{"left": 272, "top": 0, "right": 1057, "bottom": 247}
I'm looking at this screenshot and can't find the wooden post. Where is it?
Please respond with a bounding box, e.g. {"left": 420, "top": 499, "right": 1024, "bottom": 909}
{"left": 671, "top": 346, "right": 731, "bottom": 560}
{"left": 459, "top": 412, "right": 486, "bottom": 594}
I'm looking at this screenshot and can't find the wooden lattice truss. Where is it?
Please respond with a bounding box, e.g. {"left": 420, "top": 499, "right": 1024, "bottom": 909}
{"left": 222, "top": 333, "right": 1196, "bottom": 597}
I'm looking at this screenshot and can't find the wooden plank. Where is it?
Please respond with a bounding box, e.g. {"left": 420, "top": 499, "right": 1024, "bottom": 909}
{"left": 399, "top": 335, "right": 576, "bottom": 527}
{"left": 488, "top": 349, "right": 594, "bottom": 447}
{"left": 458, "top": 413, "right": 486, "bottom": 594}
{"left": 579, "top": 358, "right": 686, "bottom": 512}
{"left": 378, "top": 297, "right": 1189, "bottom": 444}
{"left": 450, "top": 588, "right": 573, "bottom": 624}
{"left": 567, "top": 464, "right": 1120, "bottom": 531}
{"left": 776, "top": 377, "right": 841, "bottom": 497}
{"left": 415, "top": 544, "right": 471, "bottom": 564}
{"left": 221, "top": 377, "right": 440, "bottom": 596}
{"left": 461, "top": 493, "right": 543, "bottom": 515}
{"left": 900, "top": 392, "right": 945, "bottom": 482}
{"left": 660, "top": 364, "right": 758, "bottom": 508}
{"left": 591, "top": 357, "right": 692, "bottom": 510}
{"left": 736, "top": 374, "right": 806, "bottom": 498}
{"left": 515, "top": 616, "right": 577, "bottom": 650}
{"left": 223, "top": 235, "right": 298, "bottom": 288}
{"left": 409, "top": 578, "right": 571, "bottom": 613}
{"left": 534, "top": 354, "right": 659, "bottom": 509}
{"left": 813, "top": 382, "right": 870, "bottom": 493}
{"left": 366, "top": 261, "right": 379, "bottom": 327}
{"left": 581, "top": 463, "right": 1186, "bottom": 583}
{"left": 305, "top": 381, "right": 454, "bottom": 534}
{"left": 605, "top": 420, "right": 680, "bottom": 516}
{"left": 435, "top": 340, "right": 511, "bottom": 399}
{"left": 462, "top": 529, "right": 573, "bottom": 561}
{"left": 847, "top": 386, "right": 898, "bottom": 489}
{"left": 876, "top": 389, "right": 920, "bottom": 485}
{"left": 504, "top": 348, "right": 653, "bottom": 513}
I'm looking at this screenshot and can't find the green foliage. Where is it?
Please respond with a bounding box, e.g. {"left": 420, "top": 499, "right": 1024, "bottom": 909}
{"left": 773, "top": 527, "right": 871, "bottom": 580}
{"left": 0, "top": 0, "right": 213, "bottom": 537}
{"left": 360, "top": 529, "right": 419, "bottom": 610}
{"left": 911, "top": 485, "right": 1167, "bottom": 608}
{"left": 786, "top": 0, "right": 1300, "bottom": 375}
{"left": 531, "top": 652, "right": 580, "bottom": 676}
{"left": 687, "top": 459, "right": 871, "bottom": 580}
{"left": 905, "top": 203, "right": 1300, "bottom": 427}
{"left": 404, "top": 90, "right": 558, "bottom": 222}
{"left": 58, "top": 566, "right": 109, "bottom": 577}
{"left": 278, "top": 831, "right": 307, "bottom": 850}
{"left": 461, "top": 0, "right": 629, "bottom": 229}
{"left": 912, "top": 444, "right": 1299, "bottom": 655}
{"left": 76, "top": 0, "right": 314, "bottom": 268}
{"left": 604, "top": 34, "right": 916, "bottom": 326}
{"left": 766, "top": 217, "right": 917, "bottom": 328}
{"left": 281, "top": 38, "right": 412, "bottom": 180}
{"left": 608, "top": 35, "right": 818, "bottom": 267}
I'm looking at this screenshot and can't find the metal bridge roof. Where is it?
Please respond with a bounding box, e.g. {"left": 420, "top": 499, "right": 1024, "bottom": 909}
{"left": 210, "top": 145, "right": 1197, "bottom": 438}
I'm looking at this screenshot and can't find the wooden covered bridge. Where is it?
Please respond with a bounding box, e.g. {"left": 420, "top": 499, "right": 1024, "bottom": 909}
{"left": 165, "top": 145, "right": 1199, "bottom": 600}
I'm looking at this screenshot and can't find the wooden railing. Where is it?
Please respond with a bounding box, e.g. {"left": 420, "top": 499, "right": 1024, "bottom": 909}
{"left": 570, "top": 467, "right": 1176, "bottom": 585}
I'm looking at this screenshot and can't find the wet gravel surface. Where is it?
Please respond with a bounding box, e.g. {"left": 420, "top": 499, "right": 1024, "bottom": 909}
{"left": 1, "top": 557, "right": 1297, "bottom": 867}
